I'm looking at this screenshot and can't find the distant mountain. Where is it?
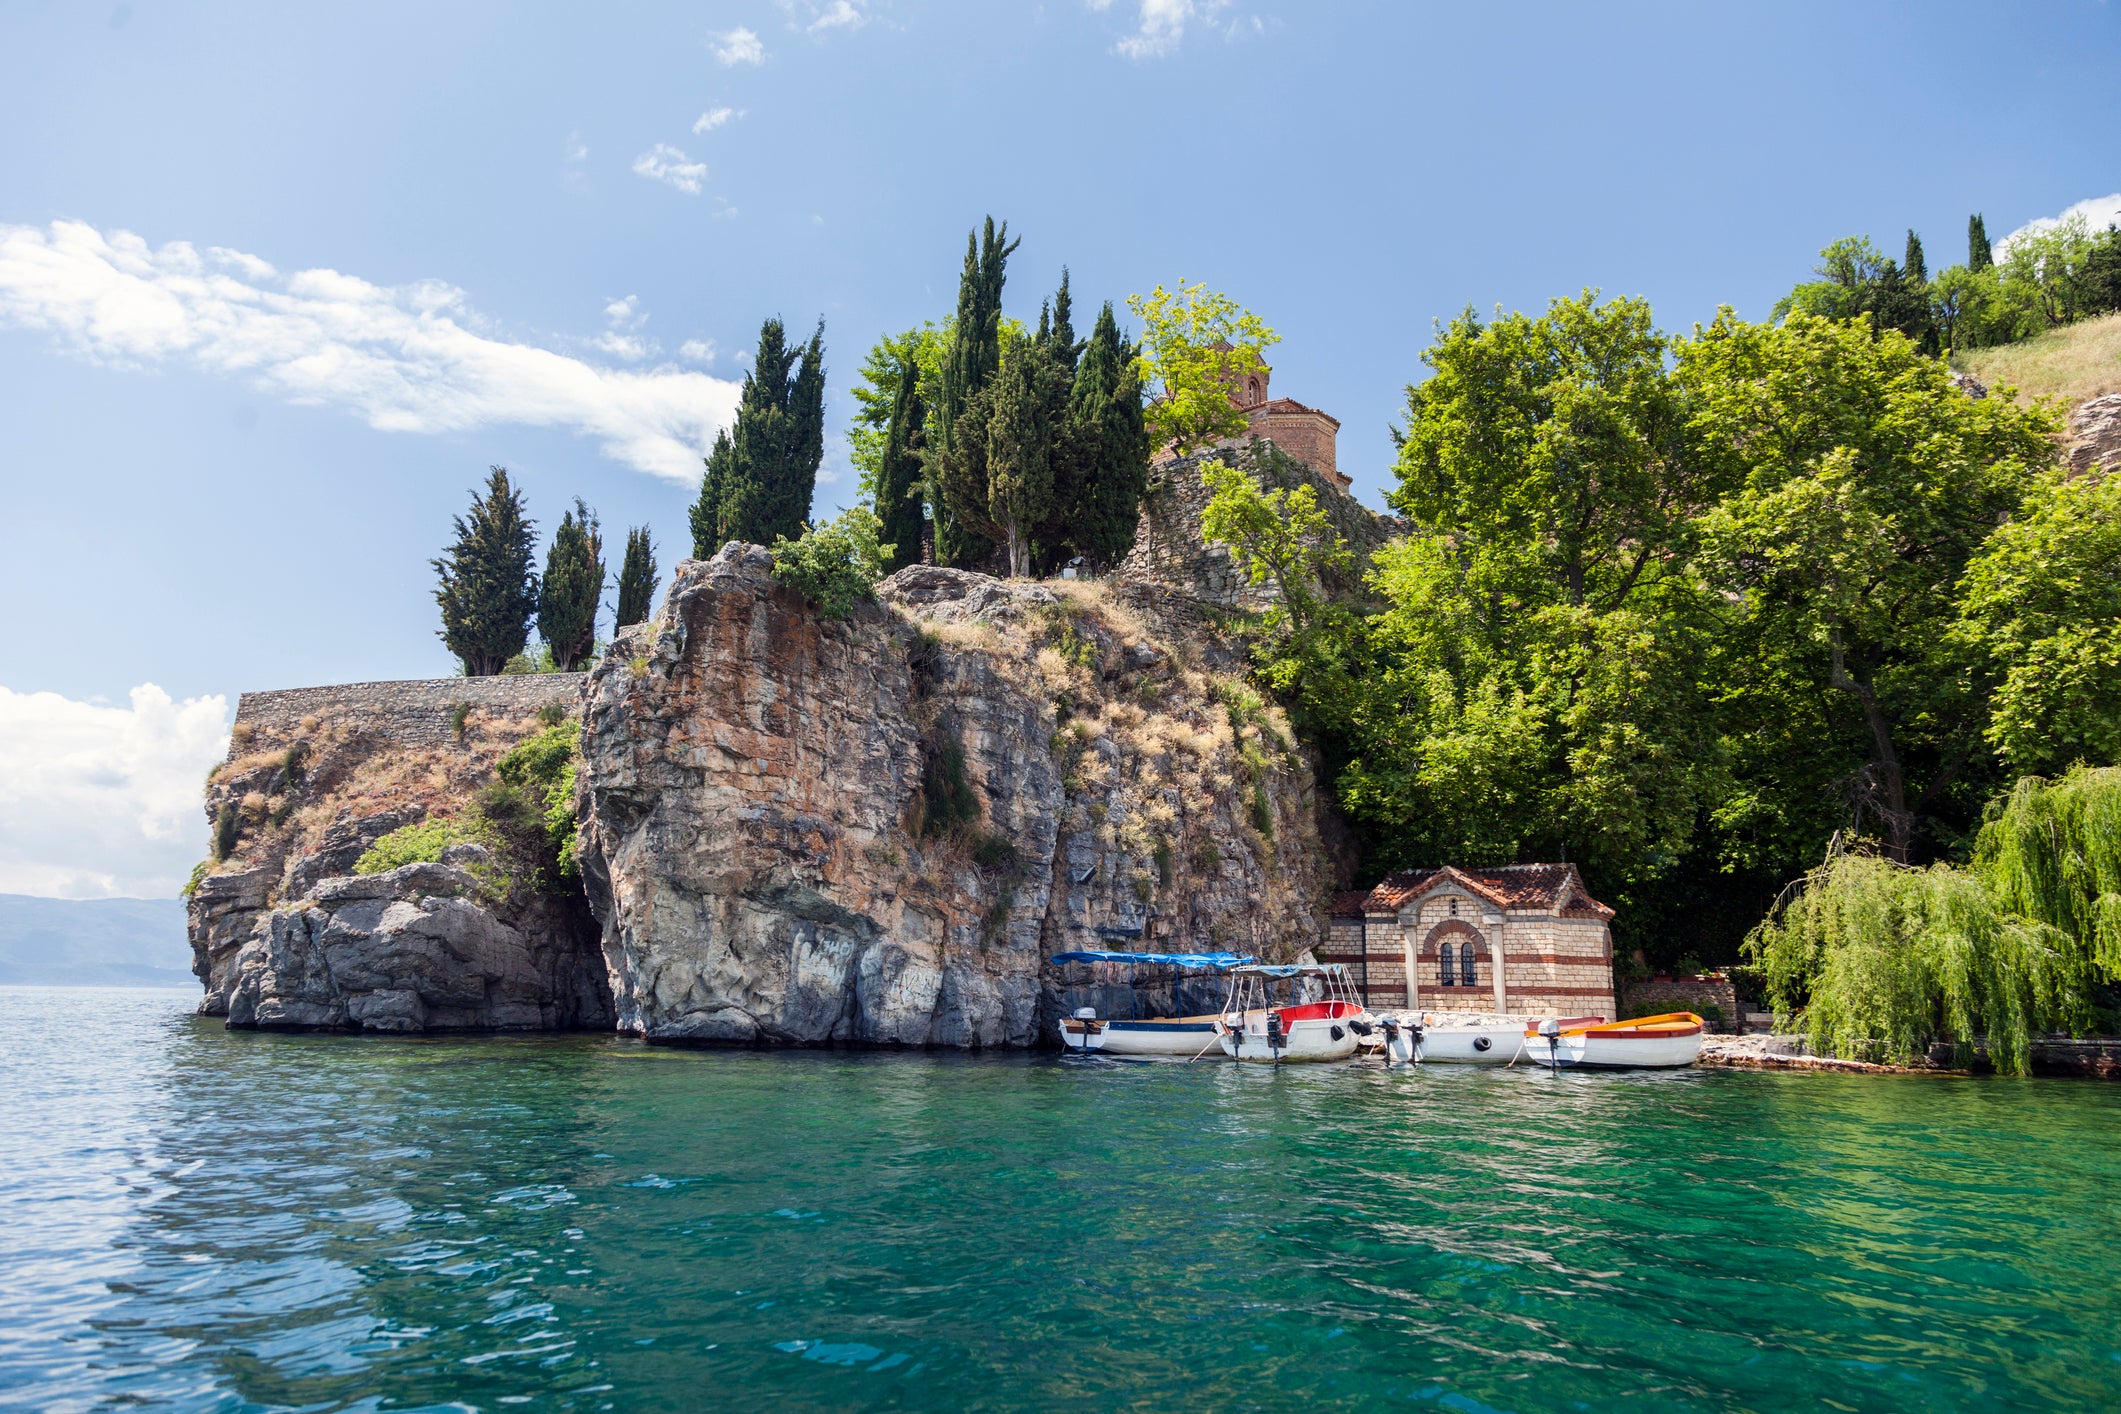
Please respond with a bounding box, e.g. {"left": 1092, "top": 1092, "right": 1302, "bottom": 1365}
{"left": 0, "top": 894, "right": 194, "bottom": 988}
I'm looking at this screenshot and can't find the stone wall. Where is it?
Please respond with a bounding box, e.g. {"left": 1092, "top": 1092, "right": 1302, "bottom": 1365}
{"left": 1620, "top": 975, "right": 1742, "bottom": 1031}
{"left": 1117, "top": 440, "right": 1401, "bottom": 615}
{"left": 232, "top": 674, "right": 587, "bottom": 751}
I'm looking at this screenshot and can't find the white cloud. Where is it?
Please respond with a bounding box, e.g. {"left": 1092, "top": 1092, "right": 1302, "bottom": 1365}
{"left": 712, "top": 26, "right": 766, "bottom": 64}
{"left": 1997, "top": 192, "right": 2121, "bottom": 259}
{"left": 801, "top": 0, "right": 869, "bottom": 33}
{"left": 1098, "top": 0, "right": 1242, "bottom": 58}
{"left": 0, "top": 684, "right": 230, "bottom": 899}
{"left": 680, "top": 338, "right": 717, "bottom": 363}
{"left": 564, "top": 131, "right": 589, "bottom": 164}
{"left": 693, "top": 106, "right": 743, "bottom": 134}
{"left": 632, "top": 142, "right": 708, "bottom": 195}
{"left": 0, "top": 220, "right": 739, "bottom": 481}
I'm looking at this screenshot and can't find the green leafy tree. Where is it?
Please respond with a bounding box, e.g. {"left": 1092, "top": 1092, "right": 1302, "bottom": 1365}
{"left": 770, "top": 505, "right": 893, "bottom": 620}
{"left": 1064, "top": 301, "right": 1151, "bottom": 569}
{"left": 1127, "top": 281, "right": 1278, "bottom": 456}
{"left": 614, "top": 526, "right": 658, "bottom": 629}
{"left": 1957, "top": 467, "right": 2121, "bottom": 772}
{"left": 1969, "top": 212, "right": 1993, "bottom": 271}
{"left": 691, "top": 317, "right": 827, "bottom": 555}
{"left": 875, "top": 352, "right": 928, "bottom": 574}
{"left": 848, "top": 324, "right": 944, "bottom": 493}
{"left": 933, "top": 330, "right": 1072, "bottom": 577}
{"left": 928, "top": 218, "right": 1020, "bottom": 568}
{"left": 1340, "top": 294, "right": 1723, "bottom": 883}
{"left": 1773, "top": 235, "right": 1932, "bottom": 348}
{"left": 434, "top": 467, "right": 539, "bottom": 677}
{"left": 1903, "top": 229, "right": 1927, "bottom": 283}
{"left": 537, "top": 499, "right": 604, "bottom": 672}
{"left": 1682, "top": 310, "right": 2060, "bottom": 864}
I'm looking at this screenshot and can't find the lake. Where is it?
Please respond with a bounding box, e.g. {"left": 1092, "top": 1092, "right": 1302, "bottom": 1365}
{"left": 3, "top": 985, "right": 2118, "bottom": 1412}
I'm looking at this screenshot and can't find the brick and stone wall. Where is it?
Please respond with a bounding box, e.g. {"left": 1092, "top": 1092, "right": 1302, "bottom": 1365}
{"left": 1620, "top": 975, "right": 1741, "bottom": 1031}
{"left": 1325, "top": 882, "right": 1618, "bottom": 1020}
{"left": 230, "top": 675, "right": 587, "bottom": 753}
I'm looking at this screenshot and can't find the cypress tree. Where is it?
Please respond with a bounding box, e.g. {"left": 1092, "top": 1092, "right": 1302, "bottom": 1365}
{"left": 433, "top": 467, "right": 539, "bottom": 677}
{"left": 1065, "top": 302, "right": 1151, "bottom": 569}
{"left": 929, "top": 218, "right": 1019, "bottom": 568}
{"left": 876, "top": 352, "right": 927, "bottom": 573}
{"left": 538, "top": 499, "right": 604, "bottom": 672}
{"left": 689, "top": 317, "right": 827, "bottom": 555}
{"left": 1969, "top": 213, "right": 1994, "bottom": 271}
{"left": 1904, "top": 229, "right": 1927, "bottom": 284}
{"left": 615, "top": 526, "right": 658, "bottom": 628}
{"left": 1049, "top": 268, "right": 1080, "bottom": 373}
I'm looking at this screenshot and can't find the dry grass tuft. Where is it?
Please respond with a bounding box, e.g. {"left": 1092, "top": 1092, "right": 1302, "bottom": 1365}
{"left": 1956, "top": 312, "right": 2121, "bottom": 407}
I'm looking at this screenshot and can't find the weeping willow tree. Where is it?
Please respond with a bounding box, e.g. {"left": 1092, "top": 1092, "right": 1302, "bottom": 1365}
{"left": 1975, "top": 765, "right": 2121, "bottom": 974}
{"left": 1746, "top": 851, "right": 2083, "bottom": 1073}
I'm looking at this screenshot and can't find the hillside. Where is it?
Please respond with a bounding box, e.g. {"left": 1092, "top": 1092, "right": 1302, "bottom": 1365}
{"left": 0, "top": 895, "right": 191, "bottom": 987}
{"left": 1955, "top": 311, "right": 2121, "bottom": 406}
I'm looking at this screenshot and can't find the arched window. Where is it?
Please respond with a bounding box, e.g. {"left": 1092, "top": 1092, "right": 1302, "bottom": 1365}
{"left": 1246, "top": 377, "right": 1261, "bottom": 404}
{"left": 1437, "top": 946, "right": 1457, "bottom": 987}
{"left": 1459, "top": 941, "right": 1479, "bottom": 988}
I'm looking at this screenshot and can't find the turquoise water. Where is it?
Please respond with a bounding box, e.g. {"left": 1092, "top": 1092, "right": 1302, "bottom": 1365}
{"left": 4, "top": 988, "right": 2120, "bottom": 1412}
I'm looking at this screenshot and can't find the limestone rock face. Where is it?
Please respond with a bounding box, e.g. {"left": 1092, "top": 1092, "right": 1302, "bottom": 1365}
{"left": 2067, "top": 392, "right": 2121, "bottom": 476}
{"left": 577, "top": 543, "right": 1330, "bottom": 1048}
{"left": 214, "top": 860, "right": 613, "bottom": 1033}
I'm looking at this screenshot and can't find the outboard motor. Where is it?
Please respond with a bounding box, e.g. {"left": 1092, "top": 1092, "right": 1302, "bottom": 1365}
{"left": 1068, "top": 1006, "right": 1099, "bottom": 1053}
{"left": 1538, "top": 1016, "right": 1562, "bottom": 1069}
{"left": 1265, "top": 1009, "right": 1286, "bottom": 1062}
{"left": 1380, "top": 1015, "right": 1405, "bottom": 1065}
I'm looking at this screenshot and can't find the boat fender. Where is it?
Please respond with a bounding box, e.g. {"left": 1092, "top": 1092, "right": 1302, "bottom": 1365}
{"left": 1330, "top": 1025, "right": 1345, "bottom": 1042}
{"left": 1472, "top": 1035, "right": 1492, "bottom": 1052}
{"left": 1348, "top": 1018, "right": 1372, "bottom": 1037}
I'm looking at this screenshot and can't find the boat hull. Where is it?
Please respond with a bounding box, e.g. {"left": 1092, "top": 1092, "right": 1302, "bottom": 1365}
{"left": 1096, "top": 1016, "right": 1227, "bottom": 1058}
{"left": 1415, "top": 1025, "right": 1530, "bottom": 1065}
{"left": 1057, "top": 1017, "right": 1106, "bottom": 1053}
{"left": 1521, "top": 1029, "right": 1703, "bottom": 1069}
{"left": 1218, "top": 1011, "right": 1362, "bottom": 1063}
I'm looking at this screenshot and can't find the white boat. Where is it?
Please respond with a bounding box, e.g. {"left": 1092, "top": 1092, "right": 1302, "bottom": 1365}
{"left": 1519, "top": 1012, "right": 1705, "bottom": 1070}
{"left": 1214, "top": 963, "right": 1370, "bottom": 1064}
{"left": 1096, "top": 1016, "right": 1228, "bottom": 1058}
{"left": 1371, "top": 1014, "right": 1605, "bottom": 1066}
{"left": 1049, "top": 949, "right": 1257, "bottom": 1058}
{"left": 1057, "top": 1007, "right": 1107, "bottom": 1054}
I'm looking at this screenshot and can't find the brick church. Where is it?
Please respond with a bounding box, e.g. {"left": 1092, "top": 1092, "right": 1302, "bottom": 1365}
{"left": 1318, "top": 864, "right": 1619, "bottom": 1020}
{"left": 1152, "top": 350, "right": 1351, "bottom": 494}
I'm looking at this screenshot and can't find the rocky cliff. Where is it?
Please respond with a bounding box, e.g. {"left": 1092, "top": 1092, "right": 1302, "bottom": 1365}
{"left": 187, "top": 548, "right": 1335, "bottom": 1045}
{"left": 576, "top": 545, "right": 1330, "bottom": 1047}
{"left": 187, "top": 675, "right": 612, "bottom": 1032}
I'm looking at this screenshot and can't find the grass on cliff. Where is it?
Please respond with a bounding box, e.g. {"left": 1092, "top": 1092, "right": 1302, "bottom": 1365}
{"left": 1955, "top": 311, "right": 2121, "bottom": 406}
{"left": 352, "top": 720, "right": 582, "bottom": 894}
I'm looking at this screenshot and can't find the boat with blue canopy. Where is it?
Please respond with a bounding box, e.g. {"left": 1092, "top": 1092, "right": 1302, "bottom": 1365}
{"left": 1048, "top": 949, "right": 1256, "bottom": 1057}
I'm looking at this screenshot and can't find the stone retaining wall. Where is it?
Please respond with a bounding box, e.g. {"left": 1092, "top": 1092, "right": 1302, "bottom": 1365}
{"left": 230, "top": 675, "right": 588, "bottom": 753}
{"left": 1622, "top": 975, "right": 1742, "bottom": 1031}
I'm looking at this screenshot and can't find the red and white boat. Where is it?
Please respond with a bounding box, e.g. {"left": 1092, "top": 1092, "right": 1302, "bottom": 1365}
{"left": 1519, "top": 1012, "right": 1705, "bottom": 1070}
{"left": 1215, "top": 963, "right": 1370, "bottom": 1063}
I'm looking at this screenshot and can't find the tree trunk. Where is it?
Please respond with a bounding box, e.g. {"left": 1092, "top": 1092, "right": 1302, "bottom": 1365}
{"left": 1829, "top": 630, "right": 1914, "bottom": 862}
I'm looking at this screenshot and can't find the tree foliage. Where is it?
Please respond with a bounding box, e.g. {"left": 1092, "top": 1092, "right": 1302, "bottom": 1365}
{"left": 537, "top": 498, "right": 604, "bottom": 672}
{"left": 1957, "top": 469, "right": 2121, "bottom": 772}
{"left": 614, "top": 526, "right": 657, "bottom": 630}
{"left": 691, "top": 317, "right": 826, "bottom": 555}
{"left": 929, "top": 218, "right": 1020, "bottom": 568}
{"left": 434, "top": 467, "right": 539, "bottom": 677}
{"left": 770, "top": 505, "right": 892, "bottom": 620}
{"left": 1975, "top": 766, "right": 2121, "bottom": 977}
{"left": 1745, "top": 848, "right": 2080, "bottom": 1074}
{"left": 1127, "top": 281, "right": 1278, "bottom": 456}
{"left": 1685, "top": 310, "right": 2059, "bottom": 864}
{"left": 1065, "top": 300, "right": 1152, "bottom": 569}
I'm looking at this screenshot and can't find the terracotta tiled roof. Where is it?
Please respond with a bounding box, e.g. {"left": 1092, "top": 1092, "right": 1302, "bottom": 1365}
{"left": 1360, "top": 864, "right": 1612, "bottom": 919}
{"left": 1328, "top": 890, "right": 1371, "bottom": 919}
{"left": 1251, "top": 397, "right": 1341, "bottom": 427}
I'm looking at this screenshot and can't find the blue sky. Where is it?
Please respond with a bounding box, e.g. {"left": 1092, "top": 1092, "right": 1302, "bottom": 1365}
{"left": 2, "top": 0, "right": 2117, "bottom": 895}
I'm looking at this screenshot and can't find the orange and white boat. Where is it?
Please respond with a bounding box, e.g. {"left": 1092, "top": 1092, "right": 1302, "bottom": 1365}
{"left": 1520, "top": 1012, "right": 1704, "bottom": 1070}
